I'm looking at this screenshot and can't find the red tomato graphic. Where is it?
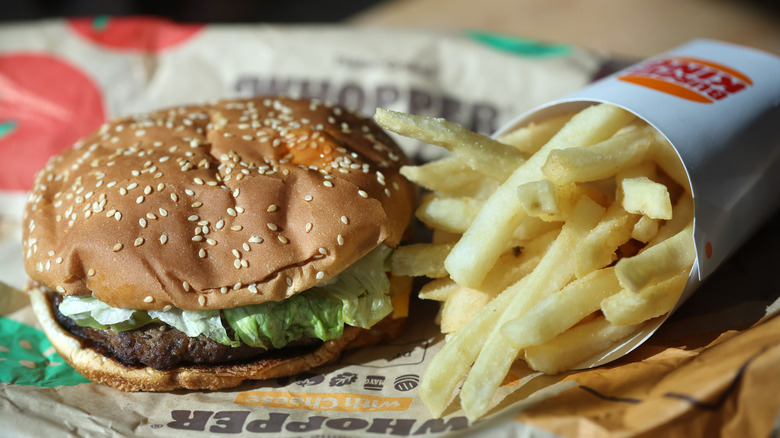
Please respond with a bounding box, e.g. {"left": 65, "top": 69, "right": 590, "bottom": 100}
{"left": 69, "top": 16, "right": 203, "bottom": 52}
{"left": 0, "top": 53, "right": 106, "bottom": 191}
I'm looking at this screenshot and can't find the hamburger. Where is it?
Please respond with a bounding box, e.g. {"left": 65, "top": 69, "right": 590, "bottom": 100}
{"left": 22, "top": 96, "right": 417, "bottom": 391}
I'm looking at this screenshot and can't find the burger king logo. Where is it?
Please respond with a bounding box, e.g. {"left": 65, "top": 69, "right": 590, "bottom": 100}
{"left": 617, "top": 56, "right": 752, "bottom": 103}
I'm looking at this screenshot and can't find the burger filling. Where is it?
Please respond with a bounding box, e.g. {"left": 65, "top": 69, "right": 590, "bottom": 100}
{"left": 53, "top": 245, "right": 395, "bottom": 369}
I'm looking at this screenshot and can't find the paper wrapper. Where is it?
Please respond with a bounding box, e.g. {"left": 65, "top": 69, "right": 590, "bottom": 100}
{"left": 0, "top": 18, "right": 778, "bottom": 437}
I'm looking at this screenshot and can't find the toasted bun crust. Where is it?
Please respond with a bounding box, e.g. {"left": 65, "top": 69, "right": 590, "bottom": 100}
{"left": 28, "top": 284, "right": 405, "bottom": 391}
{"left": 23, "top": 97, "right": 415, "bottom": 310}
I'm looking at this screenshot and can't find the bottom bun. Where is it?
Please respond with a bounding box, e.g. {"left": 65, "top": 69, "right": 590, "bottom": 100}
{"left": 28, "top": 283, "right": 405, "bottom": 392}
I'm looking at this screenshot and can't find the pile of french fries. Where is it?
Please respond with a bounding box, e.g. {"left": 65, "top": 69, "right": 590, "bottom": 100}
{"left": 374, "top": 104, "right": 695, "bottom": 421}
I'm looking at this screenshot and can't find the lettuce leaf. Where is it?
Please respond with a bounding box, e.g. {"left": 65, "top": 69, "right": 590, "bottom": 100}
{"left": 57, "top": 245, "right": 394, "bottom": 349}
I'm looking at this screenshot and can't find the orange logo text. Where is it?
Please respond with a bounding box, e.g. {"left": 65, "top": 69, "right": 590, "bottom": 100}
{"left": 618, "top": 57, "right": 751, "bottom": 103}
{"left": 234, "top": 391, "right": 413, "bottom": 413}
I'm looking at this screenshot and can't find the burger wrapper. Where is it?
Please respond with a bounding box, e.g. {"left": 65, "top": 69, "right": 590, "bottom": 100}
{"left": 0, "top": 18, "right": 779, "bottom": 438}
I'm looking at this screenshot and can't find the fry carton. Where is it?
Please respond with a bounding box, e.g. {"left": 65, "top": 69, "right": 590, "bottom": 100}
{"left": 494, "top": 39, "right": 780, "bottom": 368}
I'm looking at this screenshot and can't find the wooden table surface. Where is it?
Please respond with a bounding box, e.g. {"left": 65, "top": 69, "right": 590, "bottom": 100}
{"left": 348, "top": 0, "right": 780, "bottom": 59}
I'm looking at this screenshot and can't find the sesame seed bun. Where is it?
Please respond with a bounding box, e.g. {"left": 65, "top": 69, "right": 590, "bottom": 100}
{"left": 23, "top": 97, "right": 416, "bottom": 311}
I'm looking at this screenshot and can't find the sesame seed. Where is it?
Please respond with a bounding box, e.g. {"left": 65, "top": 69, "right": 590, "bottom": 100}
{"left": 236, "top": 206, "right": 245, "bottom": 214}
{"left": 157, "top": 183, "right": 165, "bottom": 191}
{"left": 234, "top": 282, "right": 242, "bottom": 290}
{"left": 249, "top": 236, "right": 263, "bottom": 243}
{"left": 337, "top": 234, "right": 344, "bottom": 245}
{"left": 305, "top": 223, "right": 313, "bottom": 233}
{"left": 267, "top": 223, "right": 278, "bottom": 231}
{"left": 147, "top": 213, "right": 157, "bottom": 220}
{"left": 185, "top": 189, "right": 195, "bottom": 196}
{"left": 278, "top": 235, "right": 289, "bottom": 244}
{"left": 139, "top": 218, "right": 148, "bottom": 228}
{"left": 199, "top": 248, "right": 207, "bottom": 258}
{"left": 241, "top": 259, "right": 249, "bottom": 268}
{"left": 194, "top": 177, "right": 204, "bottom": 185}
{"left": 170, "top": 193, "right": 178, "bottom": 202}
{"left": 233, "top": 259, "right": 241, "bottom": 269}
{"left": 227, "top": 208, "right": 237, "bottom": 217}
{"left": 113, "top": 243, "right": 123, "bottom": 252}
{"left": 385, "top": 188, "right": 391, "bottom": 197}
{"left": 106, "top": 209, "right": 117, "bottom": 217}
{"left": 341, "top": 216, "right": 349, "bottom": 225}
{"left": 248, "top": 284, "right": 258, "bottom": 293}
{"left": 323, "top": 181, "right": 333, "bottom": 188}
{"left": 192, "top": 235, "right": 203, "bottom": 242}
{"left": 134, "top": 237, "right": 144, "bottom": 246}
{"left": 114, "top": 211, "right": 122, "bottom": 221}
{"left": 188, "top": 215, "right": 199, "bottom": 221}
{"left": 285, "top": 277, "right": 293, "bottom": 287}
{"left": 55, "top": 257, "right": 63, "bottom": 264}
{"left": 163, "top": 305, "right": 172, "bottom": 311}
{"left": 267, "top": 204, "right": 277, "bottom": 212}
{"left": 198, "top": 296, "right": 206, "bottom": 306}
{"left": 206, "top": 238, "right": 217, "bottom": 246}
{"left": 191, "top": 201, "right": 202, "bottom": 208}
{"left": 318, "top": 247, "right": 327, "bottom": 255}
{"left": 87, "top": 268, "right": 96, "bottom": 276}
{"left": 304, "top": 195, "right": 313, "bottom": 202}
{"left": 232, "top": 249, "right": 241, "bottom": 258}
{"left": 136, "top": 196, "right": 144, "bottom": 204}
{"left": 144, "top": 185, "right": 153, "bottom": 195}
{"left": 144, "top": 296, "right": 154, "bottom": 303}
{"left": 183, "top": 281, "right": 190, "bottom": 291}
{"left": 358, "top": 190, "right": 368, "bottom": 198}
{"left": 220, "top": 287, "right": 228, "bottom": 294}
{"left": 56, "top": 286, "right": 65, "bottom": 293}
{"left": 316, "top": 271, "right": 325, "bottom": 280}
{"left": 128, "top": 183, "right": 138, "bottom": 190}
{"left": 159, "top": 208, "right": 168, "bottom": 217}
{"left": 215, "top": 220, "right": 225, "bottom": 229}
{"left": 242, "top": 243, "right": 251, "bottom": 251}
{"left": 160, "top": 234, "right": 168, "bottom": 244}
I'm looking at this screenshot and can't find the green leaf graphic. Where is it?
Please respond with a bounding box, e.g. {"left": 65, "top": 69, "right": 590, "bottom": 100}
{"left": 0, "top": 121, "right": 18, "bottom": 140}
{"left": 92, "top": 15, "right": 111, "bottom": 32}
{"left": 0, "top": 316, "right": 89, "bottom": 387}
{"left": 466, "top": 29, "right": 571, "bottom": 58}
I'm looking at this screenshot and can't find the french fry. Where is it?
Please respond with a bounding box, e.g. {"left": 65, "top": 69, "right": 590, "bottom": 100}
{"left": 445, "top": 104, "right": 636, "bottom": 288}
{"left": 621, "top": 176, "right": 673, "bottom": 220}
{"left": 615, "top": 223, "right": 695, "bottom": 292}
{"left": 375, "top": 108, "right": 526, "bottom": 181}
{"left": 438, "top": 285, "right": 495, "bottom": 333}
{"left": 459, "top": 196, "right": 605, "bottom": 421}
{"left": 501, "top": 267, "right": 621, "bottom": 350}
{"left": 602, "top": 268, "right": 690, "bottom": 325}
{"left": 390, "top": 243, "right": 453, "bottom": 278}
{"left": 496, "top": 112, "right": 574, "bottom": 155}
{"left": 631, "top": 215, "right": 660, "bottom": 243}
{"left": 517, "top": 180, "right": 586, "bottom": 222}
{"left": 382, "top": 102, "right": 696, "bottom": 422}
{"left": 575, "top": 199, "right": 639, "bottom": 278}
{"left": 415, "top": 193, "right": 483, "bottom": 234}
{"left": 401, "top": 156, "right": 499, "bottom": 197}
{"left": 418, "top": 276, "right": 529, "bottom": 418}
{"left": 541, "top": 125, "right": 656, "bottom": 185}
{"left": 524, "top": 316, "right": 641, "bottom": 375}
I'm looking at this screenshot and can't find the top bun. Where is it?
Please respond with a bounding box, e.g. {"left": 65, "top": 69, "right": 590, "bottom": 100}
{"left": 23, "top": 97, "right": 416, "bottom": 311}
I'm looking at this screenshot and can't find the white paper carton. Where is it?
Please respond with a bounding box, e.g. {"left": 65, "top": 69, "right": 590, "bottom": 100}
{"left": 494, "top": 39, "right": 780, "bottom": 366}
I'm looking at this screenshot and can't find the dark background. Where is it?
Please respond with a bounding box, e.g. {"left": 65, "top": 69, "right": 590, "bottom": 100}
{"left": 1, "top": 0, "right": 386, "bottom": 23}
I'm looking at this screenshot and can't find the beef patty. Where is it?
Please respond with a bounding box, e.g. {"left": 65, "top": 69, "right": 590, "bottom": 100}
{"left": 49, "top": 292, "right": 323, "bottom": 370}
